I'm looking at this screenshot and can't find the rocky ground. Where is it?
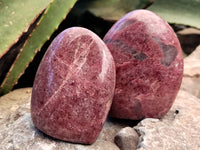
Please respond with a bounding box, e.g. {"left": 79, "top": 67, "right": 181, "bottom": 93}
{"left": 0, "top": 30, "right": 200, "bottom": 150}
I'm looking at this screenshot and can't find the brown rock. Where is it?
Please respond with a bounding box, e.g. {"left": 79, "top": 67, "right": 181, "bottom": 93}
{"left": 134, "top": 90, "right": 200, "bottom": 150}
{"left": 181, "top": 45, "right": 200, "bottom": 98}
{"left": 114, "top": 127, "right": 139, "bottom": 150}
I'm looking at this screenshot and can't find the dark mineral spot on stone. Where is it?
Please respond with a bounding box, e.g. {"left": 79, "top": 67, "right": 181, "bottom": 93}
{"left": 132, "top": 99, "right": 144, "bottom": 119}
{"left": 134, "top": 53, "right": 147, "bottom": 61}
{"left": 160, "top": 44, "right": 177, "bottom": 67}
{"left": 153, "top": 37, "right": 177, "bottom": 67}
{"left": 105, "top": 39, "right": 147, "bottom": 61}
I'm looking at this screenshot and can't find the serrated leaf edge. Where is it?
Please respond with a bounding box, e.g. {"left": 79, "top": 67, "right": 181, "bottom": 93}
{"left": 0, "top": 0, "right": 77, "bottom": 95}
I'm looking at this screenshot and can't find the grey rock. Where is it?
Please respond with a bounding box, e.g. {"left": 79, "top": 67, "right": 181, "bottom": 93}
{"left": 114, "top": 127, "right": 139, "bottom": 150}
{"left": 134, "top": 90, "right": 200, "bottom": 150}
{"left": 0, "top": 88, "right": 132, "bottom": 150}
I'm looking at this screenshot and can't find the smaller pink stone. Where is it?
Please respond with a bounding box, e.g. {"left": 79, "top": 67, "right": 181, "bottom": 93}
{"left": 104, "top": 9, "right": 183, "bottom": 120}
{"left": 31, "top": 27, "right": 116, "bottom": 144}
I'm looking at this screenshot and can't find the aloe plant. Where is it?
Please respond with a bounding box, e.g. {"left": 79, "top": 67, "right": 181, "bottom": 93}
{"left": 0, "top": 0, "right": 78, "bottom": 95}
{"left": 0, "top": 0, "right": 52, "bottom": 58}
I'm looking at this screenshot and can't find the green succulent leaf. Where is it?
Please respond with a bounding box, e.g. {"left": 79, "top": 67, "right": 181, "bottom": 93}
{"left": 74, "top": 0, "right": 153, "bottom": 21}
{"left": 0, "top": 0, "right": 52, "bottom": 58}
{"left": 0, "top": 0, "right": 78, "bottom": 95}
{"left": 148, "top": 0, "right": 200, "bottom": 29}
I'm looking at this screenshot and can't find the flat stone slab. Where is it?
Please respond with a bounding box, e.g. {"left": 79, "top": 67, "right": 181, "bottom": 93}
{"left": 134, "top": 90, "right": 200, "bottom": 150}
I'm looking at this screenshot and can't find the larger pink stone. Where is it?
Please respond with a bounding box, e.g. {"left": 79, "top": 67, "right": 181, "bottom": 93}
{"left": 104, "top": 10, "right": 183, "bottom": 120}
{"left": 31, "top": 27, "right": 116, "bottom": 144}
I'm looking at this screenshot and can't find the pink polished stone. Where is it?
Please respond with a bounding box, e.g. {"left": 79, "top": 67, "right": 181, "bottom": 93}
{"left": 31, "top": 27, "right": 116, "bottom": 144}
{"left": 104, "top": 10, "right": 183, "bottom": 120}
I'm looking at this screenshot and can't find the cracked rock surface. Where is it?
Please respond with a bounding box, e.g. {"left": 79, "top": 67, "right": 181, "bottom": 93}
{"left": 134, "top": 90, "right": 200, "bottom": 150}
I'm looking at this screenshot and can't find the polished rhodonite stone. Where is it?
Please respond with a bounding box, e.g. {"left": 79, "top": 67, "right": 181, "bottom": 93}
{"left": 31, "top": 27, "right": 116, "bottom": 144}
{"left": 104, "top": 10, "right": 183, "bottom": 120}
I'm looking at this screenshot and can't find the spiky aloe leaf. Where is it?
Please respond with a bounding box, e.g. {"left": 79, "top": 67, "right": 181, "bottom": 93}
{"left": 0, "top": 0, "right": 52, "bottom": 58}
{"left": 0, "top": 0, "right": 78, "bottom": 95}
{"left": 73, "top": 0, "right": 153, "bottom": 21}
{"left": 148, "top": 0, "right": 200, "bottom": 29}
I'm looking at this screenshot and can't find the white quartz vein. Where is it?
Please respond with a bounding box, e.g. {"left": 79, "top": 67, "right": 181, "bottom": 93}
{"left": 37, "top": 38, "right": 94, "bottom": 117}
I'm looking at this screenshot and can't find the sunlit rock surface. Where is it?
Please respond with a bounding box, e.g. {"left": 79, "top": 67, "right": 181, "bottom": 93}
{"left": 134, "top": 90, "right": 200, "bottom": 150}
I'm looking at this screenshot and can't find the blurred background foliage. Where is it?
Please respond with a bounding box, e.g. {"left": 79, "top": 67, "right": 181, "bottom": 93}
{"left": 0, "top": 0, "right": 200, "bottom": 96}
